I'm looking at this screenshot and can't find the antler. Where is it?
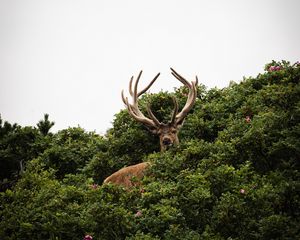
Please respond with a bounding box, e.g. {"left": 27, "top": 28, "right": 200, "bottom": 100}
{"left": 121, "top": 71, "right": 161, "bottom": 129}
{"left": 170, "top": 68, "right": 198, "bottom": 125}
{"left": 122, "top": 69, "right": 197, "bottom": 130}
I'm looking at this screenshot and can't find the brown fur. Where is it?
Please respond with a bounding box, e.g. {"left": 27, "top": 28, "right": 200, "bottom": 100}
{"left": 103, "top": 162, "right": 150, "bottom": 188}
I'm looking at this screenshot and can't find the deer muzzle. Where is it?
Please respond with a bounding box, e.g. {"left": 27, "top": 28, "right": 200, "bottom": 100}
{"left": 162, "top": 137, "right": 172, "bottom": 146}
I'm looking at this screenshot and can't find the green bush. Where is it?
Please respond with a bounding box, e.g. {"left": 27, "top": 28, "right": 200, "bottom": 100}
{"left": 0, "top": 60, "right": 299, "bottom": 239}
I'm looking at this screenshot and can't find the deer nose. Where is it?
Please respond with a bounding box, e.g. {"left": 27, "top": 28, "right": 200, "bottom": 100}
{"left": 162, "top": 138, "right": 172, "bottom": 146}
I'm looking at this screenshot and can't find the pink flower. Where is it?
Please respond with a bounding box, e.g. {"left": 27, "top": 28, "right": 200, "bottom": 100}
{"left": 245, "top": 116, "right": 251, "bottom": 123}
{"left": 240, "top": 189, "right": 246, "bottom": 194}
{"left": 135, "top": 210, "right": 142, "bottom": 217}
{"left": 140, "top": 188, "right": 145, "bottom": 193}
{"left": 268, "top": 65, "right": 281, "bottom": 72}
{"left": 84, "top": 235, "right": 93, "bottom": 240}
{"left": 269, "top": 66, "right": 276, "bottom": 72}
{"left": 275, "top": 66, "right": 281, "bottom": 71}
{"left": 90, "top": 184, "right": 98, "bottom": 190}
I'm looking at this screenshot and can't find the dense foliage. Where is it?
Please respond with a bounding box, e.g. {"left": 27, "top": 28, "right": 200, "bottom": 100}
{"left": 1, "top": 61, "right": 299, "bottom": 239}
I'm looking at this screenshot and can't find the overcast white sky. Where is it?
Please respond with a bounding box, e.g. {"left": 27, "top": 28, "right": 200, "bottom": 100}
{"left": 1, "top": 0, "right": 299, "bottom": 134}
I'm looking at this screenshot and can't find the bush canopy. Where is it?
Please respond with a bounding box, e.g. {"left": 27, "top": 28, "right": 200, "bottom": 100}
{"left": 1, "top": 60, "right": 299, "bottom": 239}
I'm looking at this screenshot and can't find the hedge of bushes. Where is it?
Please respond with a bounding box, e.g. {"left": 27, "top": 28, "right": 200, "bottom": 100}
{"left": 0, "top": 60, "right": 299, "bottom": 239}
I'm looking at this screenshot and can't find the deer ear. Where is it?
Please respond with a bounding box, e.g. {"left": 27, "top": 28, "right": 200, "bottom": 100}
{"left": 146, "top": 126, "right": 159, "bottom": 135}
{"left": 175, "top": 119, "right": 185, "bottom": 129}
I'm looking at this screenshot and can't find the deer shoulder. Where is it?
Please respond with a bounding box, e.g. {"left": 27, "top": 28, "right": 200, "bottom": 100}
{"left": 103, "top": 162, "right": 150, "bottom": 188}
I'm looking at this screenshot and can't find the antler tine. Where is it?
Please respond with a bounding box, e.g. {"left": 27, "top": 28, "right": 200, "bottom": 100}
{"left": 123, "top": 90, "right": 154, "bottom": 127}
{"left": 195, "top": 75, "right": 199, "bottom": 86}
{"left": 133, "top": 70, "right": 143, "bottom": 102}
{"left": 175, "top": 81, "right": 197, "bottom": 123}
{"left": 147, "top": 103, "right": 161, "bottom": 126}
{"left": 127, "top": 103, "right": 156, "bottom": 127}
{"left": 129, "top": 76, "right": 134, "bottom": 97}
{"left": 170, "top": 68, "right": 198, "bottom": 124}
{"left": 171, "top": 96, "right": 179, "bottom": 124}
{"left": 121, "top": 90, "right": 127, "bottom": 105}
{"left": 170, "top": 67, "right": 191, "bottom": 88}
{"left": 131, "top": 71, "right": 160, "bottom": 99}
{"left": 121, "top": 92, "right": 134, "bottom": 114}
{"left": 138, "top": 72, "right": 160, "bottom": 97}
{"left": 122, "top": 71, "right": 162, "bottom": 129}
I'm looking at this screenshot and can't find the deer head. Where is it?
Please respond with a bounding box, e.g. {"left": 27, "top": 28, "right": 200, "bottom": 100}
{"left": 122, "top": 68, "right": 198, "bottom": 151}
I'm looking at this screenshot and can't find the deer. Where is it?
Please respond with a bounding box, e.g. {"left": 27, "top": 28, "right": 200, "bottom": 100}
{"left": 103, "top": 68, "right": 198, "bottom": 188}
